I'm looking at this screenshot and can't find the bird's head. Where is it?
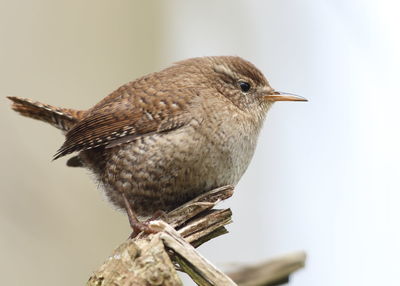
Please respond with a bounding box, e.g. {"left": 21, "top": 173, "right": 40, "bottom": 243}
{"left": 169, "top": 56, "right": 307, "bottom": 125}
{"left": 207, "top": 56, "right": 307, "bottom": 114}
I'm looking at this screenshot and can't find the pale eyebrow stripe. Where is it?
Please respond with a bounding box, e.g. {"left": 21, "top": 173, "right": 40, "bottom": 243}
{"left": 213, "top": 64, "right": 236, "bottom": 80}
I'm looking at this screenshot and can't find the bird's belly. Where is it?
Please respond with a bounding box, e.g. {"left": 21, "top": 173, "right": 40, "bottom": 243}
{"left": 86, "top": 124, "right": 257, "bottom": 217}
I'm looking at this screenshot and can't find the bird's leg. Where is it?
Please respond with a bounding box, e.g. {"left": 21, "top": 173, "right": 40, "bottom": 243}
{"left": 122, "top": 193, "right": 157, "bottom": 238}
{"left": 145, "top": 209, "right": 167, "bottom": 223}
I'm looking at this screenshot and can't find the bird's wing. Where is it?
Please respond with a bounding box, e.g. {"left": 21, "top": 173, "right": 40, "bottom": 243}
{"left": 53, "top": 87, "right": 197, "bottom": 160}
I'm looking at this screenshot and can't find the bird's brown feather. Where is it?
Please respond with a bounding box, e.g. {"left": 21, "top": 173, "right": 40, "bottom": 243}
{"left": 53, "top": 84, "right": 195, "bottom": 159}
{"left": 7, "top": 96, "right": 84, "bottom": 132}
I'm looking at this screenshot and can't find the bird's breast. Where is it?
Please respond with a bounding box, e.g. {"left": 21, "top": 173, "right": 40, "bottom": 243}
{"left": 197, "top": 111, "right": 262, "bottom": 185}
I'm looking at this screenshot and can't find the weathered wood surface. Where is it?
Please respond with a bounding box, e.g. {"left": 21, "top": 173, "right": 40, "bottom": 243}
{"left": 227, "top": 252, "right": 306, "bottom": 286}
{"left": 87, "top": 186, "right": 306, "bottom": 286}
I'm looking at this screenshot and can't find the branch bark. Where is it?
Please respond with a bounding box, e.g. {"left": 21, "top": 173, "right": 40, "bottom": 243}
{"left": 227, "top": 252, "right": 306, "bottom": 286}
{"left": 87, "top": 186, "right": 306, "bottom": 286}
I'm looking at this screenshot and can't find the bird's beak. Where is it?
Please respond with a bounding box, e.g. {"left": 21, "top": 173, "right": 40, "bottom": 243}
{"left": 264, "top": 91, "right": 308, "bottom": 102}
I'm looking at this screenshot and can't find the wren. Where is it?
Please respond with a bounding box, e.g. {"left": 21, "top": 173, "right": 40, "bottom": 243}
{"left": 8, "top": 56, "right": 306, "bottom": 221}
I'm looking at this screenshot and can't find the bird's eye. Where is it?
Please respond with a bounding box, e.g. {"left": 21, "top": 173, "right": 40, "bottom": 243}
{"left": 239, "top": 81, "right": 251, "bottom": 92}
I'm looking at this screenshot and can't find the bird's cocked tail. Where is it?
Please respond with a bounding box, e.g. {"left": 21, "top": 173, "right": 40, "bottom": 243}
{"left": 7, "top": 96, "right": 84, "bottom": 132}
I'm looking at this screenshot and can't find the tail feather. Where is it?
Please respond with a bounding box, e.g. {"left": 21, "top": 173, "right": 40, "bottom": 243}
{"left": 7, "top": 96, "right": 84, "bottom": 132}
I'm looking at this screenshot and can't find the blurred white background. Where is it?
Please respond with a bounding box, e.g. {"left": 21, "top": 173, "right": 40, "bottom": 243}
{"left": 1, "top": 1, "right": 399, "bottom": 285}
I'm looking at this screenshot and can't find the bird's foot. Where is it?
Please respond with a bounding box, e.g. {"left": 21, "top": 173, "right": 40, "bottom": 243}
{"left": 128, "top": 220, "right": 158, "bottom": 239}
{"left": 122, "top": 193, "right": 158, "bottom": 238}
{"left": 129, "top": 210, "right": 168, "bottom": 238}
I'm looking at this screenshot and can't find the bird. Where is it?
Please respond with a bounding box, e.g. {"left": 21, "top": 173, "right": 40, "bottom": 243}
{"left": 8, "top": 56, "right": 306, "bottom": 232}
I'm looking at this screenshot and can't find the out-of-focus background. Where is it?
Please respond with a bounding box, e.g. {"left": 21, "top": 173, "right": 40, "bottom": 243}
{"left": 1, "top": 1, "right": 399, "bottom": 285}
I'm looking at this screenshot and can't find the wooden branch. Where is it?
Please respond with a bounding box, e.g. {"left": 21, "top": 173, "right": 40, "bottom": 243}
{"left": 227, "top": 252, "right": 306, "bottom": 286}
{"left": 153, "top": 221, "right": 236, "bottom": 285}
{"left": 87, "top": 235, "right": 182, "bottom": 286}
{"left": 164, "top": 185, "right": 234, "bottom": 228}
{"left": 87, "top": 186, "right": 234, "bottom": 286}
{"left": 86, "top": 185, "right": 306, "bottom": 286}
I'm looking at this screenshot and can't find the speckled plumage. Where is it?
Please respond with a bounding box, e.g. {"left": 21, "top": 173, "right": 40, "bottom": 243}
{"left": 8, "top": 56, "right": 305, "bottom": 217}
